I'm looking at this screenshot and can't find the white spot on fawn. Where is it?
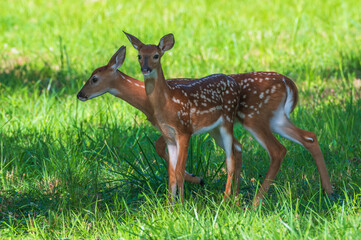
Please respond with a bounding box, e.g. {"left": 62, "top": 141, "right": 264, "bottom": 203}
{"left": 264, "top": 95, "right": 270, "bottom": 104}
{"left": 271, "top": 85, "right": 276, "bottom": 93}
{"left": 238, "top": 112, "right": 245, "bottom": 119}
{"left": 172, "top": 97, "right": 181, "bottom": 104}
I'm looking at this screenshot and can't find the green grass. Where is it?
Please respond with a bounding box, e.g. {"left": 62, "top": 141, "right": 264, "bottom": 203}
{"left": 1, "top": 0, "right": 361, "bottom": 238}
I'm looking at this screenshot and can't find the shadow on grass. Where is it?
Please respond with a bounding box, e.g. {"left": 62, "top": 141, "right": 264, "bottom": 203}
{"left": 0, "top": 121, "right": 169, "bottom": 224}
{"left": 0, "top": 97, "right": 360, "bottom": 226}
{"left": 0, "top": 63, "right": 86, "bottom": 95}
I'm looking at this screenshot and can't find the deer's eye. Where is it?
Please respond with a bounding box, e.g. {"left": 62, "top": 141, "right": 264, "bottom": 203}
{"left": 92, "top": 77, "right": 98, "bottom": 83}
{"left": 153, "top": 54, "right": 159, "bottom": 59}
{"left": 138, "top": 55, "right": 142, "bottom": 60}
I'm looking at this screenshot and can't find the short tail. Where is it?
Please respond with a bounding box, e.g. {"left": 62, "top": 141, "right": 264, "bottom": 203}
{"left": 282, "top": 77, "right": 299, "bottom": 118}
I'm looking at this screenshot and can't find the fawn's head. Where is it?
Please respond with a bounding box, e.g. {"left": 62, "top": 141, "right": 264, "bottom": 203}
{"left": 77, "top": 46, "right": 126, "bottom": 101}
{"left": 123, "top": 31, "right": 174, "bottom": 78}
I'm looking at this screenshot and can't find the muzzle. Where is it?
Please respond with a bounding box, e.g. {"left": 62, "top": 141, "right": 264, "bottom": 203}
{"left": 77, "top": 91, "right": 88, "bottom": 101}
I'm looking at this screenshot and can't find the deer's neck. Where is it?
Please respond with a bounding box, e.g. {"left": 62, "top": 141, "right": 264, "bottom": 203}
{"left": 109, "top": 72, "right": 154, "bottom": 121}
{"left": 144, "top": 67, "right": 170, "bottom": 111}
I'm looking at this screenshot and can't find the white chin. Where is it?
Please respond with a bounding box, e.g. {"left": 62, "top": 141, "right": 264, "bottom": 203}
{"left": 88, "top": 91, "right": 107, "bottom": 100}
{"left": 143, "top": 70, "right": 156, "bottom": 78}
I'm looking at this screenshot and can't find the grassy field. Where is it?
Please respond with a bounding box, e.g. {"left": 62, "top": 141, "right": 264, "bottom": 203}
{"left": 1, "top": 0, "right": 361, "bottom": 238}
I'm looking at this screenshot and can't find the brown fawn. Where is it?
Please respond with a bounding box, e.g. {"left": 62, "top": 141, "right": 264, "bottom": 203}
{"left": 77, "top": 46, "right": 210, "bottom": 186}
{"left": 124, "top": 32, "right": 244, "bottom": 204}
{"left": 77, "top": 40, "right": 333, "bottom": 206}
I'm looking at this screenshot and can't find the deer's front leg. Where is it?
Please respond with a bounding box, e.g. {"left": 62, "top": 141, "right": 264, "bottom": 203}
{"left": 166, "top": 142, "right": 178, "bottom": 205}
{"left": 156, "top": 137, "right": 204, "bottom": 185}
{"left": 175, "top": 134, "right": 191, "bottom": 204}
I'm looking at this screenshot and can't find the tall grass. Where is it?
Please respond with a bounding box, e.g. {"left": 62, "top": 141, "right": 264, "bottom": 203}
{"left": 0, "top": 0, "right": 361, "bottom": 238}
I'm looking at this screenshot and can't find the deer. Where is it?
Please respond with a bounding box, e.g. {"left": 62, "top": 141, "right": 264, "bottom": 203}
{"left": 124, "top": 31, "right": 334, "bottom": 206}
{"left": 77, "top": 46, "right": 212, "bottom": 187}
{"left": 77, "top": 40, "right": 334, "bottom": 207}
{"left": 123, "top": 32, "right": 245, "bottom": 204}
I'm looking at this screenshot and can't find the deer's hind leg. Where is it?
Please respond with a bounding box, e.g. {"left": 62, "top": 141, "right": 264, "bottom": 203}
{"left": 209, "top": 128, "right": 243, "bottom": 198}
{"left": 209, "top": 123, "right": 236, "bottom": 200}
{"left": 271, "top": 116, "right": 333, "bottom": 195}
{"left": 243, "top": 122, "right": 287, "bottom": 207}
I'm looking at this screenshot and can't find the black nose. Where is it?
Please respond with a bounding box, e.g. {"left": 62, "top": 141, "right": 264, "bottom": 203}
{"left": 77, "top": 91, "right": 86, "bottom": 99}
{"left": 141, "top": 66, "right": 152, "bottom": 74}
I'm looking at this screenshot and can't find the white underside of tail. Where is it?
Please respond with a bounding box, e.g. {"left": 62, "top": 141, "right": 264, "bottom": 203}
{"left": 283, "top": 78, "right": 294, "bottom": 118}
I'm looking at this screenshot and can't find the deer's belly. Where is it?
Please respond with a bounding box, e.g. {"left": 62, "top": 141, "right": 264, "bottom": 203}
{"left": 192, "top": 117, "right": 224, "bottom": 135}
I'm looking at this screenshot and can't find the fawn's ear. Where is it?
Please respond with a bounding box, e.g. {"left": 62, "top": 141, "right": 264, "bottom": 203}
{"left": 158, "top": 33, "right": 174, "bottom": 54}
{"left": 123, "top": 31, "right": 145, "bottom": 50}
{"left": 108, "top": 46, "right": 126, "bottom": 70}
